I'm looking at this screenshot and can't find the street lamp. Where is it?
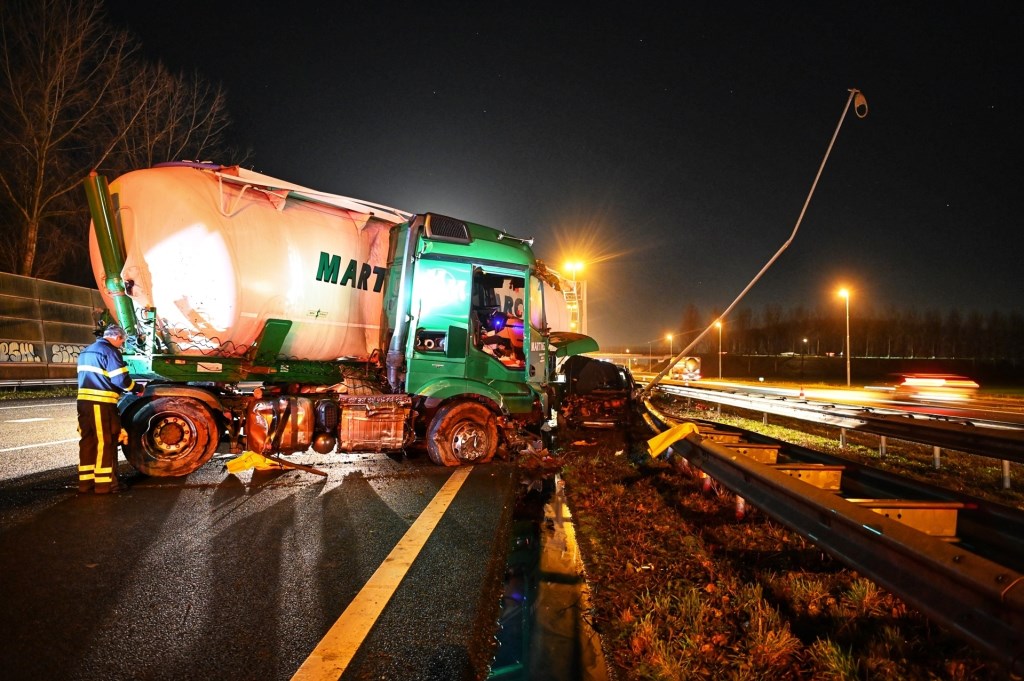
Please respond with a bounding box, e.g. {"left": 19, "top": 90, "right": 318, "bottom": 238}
{"left": 666, "top": 333, "right": 673, "bottom": 357}
{"left": 714, "top": 321, "right": 722, "bottom": 379}
{"left": 563, "top": 261, "right": 584, "bottom": 331}
{"left": 801, "top": 337, "right": 808, "bottom": 381}
{"left": 838, "top": 288, "right": 851, "bottom": 386}
{"left": 626, "top": 348, "right": 631, "bottom": 371}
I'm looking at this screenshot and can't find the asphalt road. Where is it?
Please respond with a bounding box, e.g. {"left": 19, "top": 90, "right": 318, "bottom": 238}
{"left": 0, "top": 399, "right": 516, "bottom": 681}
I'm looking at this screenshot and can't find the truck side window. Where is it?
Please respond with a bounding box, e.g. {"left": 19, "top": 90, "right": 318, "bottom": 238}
{"left": 472, "top": 269, "right": 526, "bottom": 370}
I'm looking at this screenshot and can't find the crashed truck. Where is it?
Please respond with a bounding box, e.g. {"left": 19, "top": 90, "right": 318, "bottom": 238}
{"left": 84, "top": 162, "right": 598, "bottom": 476}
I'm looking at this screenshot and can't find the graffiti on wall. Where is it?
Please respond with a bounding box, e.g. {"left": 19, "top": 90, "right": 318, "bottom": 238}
{"left": 49, "top": 343, "right": 88, "bottom": 365}
{"left": 0, "top": 341, "right": 88, "bottom": 365}
{"left": 0, "top": 341, "right": 41, "bottom": 363}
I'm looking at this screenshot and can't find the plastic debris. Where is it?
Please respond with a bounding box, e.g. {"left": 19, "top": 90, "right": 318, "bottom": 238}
{"left": 647, "top": 422, "right": 700, "bottom": 458}
{"left": 225, "top": 450, "right": 285, "bottom": 473}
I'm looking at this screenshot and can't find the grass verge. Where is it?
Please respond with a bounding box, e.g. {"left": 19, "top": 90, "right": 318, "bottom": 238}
{"left": 556, "top": 412, "right": 1004, "bottom": 679}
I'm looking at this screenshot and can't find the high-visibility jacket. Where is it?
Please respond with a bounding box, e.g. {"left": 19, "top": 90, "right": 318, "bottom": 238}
{"left": 77, "top": 338, "right": 135, "bottom": 404}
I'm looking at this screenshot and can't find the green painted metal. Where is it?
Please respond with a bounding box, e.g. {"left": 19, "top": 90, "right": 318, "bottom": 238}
{"left": 411, "top": 375, "right": 538, "bottom": 415}
{"left": 132, "top": 354, "right": 350, "bottom": 384}
{"left": 83, "top": 172, "right": 137, "bottom": 334}
{"left": 548, "top": 332, "right": 600, "bottom": 357}
{"left": 419, "top": 223, "right": 535, "bottom": 269}
{"left": 250, "top": 319, "right": 293, "bottom": 365}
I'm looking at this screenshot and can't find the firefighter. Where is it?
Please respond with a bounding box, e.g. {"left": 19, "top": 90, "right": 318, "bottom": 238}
{"left": 76, "top": 324, "right": 135, "bottom": 494}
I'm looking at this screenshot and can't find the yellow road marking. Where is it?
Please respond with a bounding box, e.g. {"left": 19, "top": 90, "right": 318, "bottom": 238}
{"left": 291, "top": 465, "right": 473, "bottom": 681}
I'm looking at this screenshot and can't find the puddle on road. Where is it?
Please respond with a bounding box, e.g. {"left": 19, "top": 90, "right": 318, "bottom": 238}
{"left": 488, "top": 473, "right": 608, "bottom": 681}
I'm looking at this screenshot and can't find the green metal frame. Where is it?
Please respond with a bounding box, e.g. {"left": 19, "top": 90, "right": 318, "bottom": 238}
{"left": 83, "top": 172, "right": 137, "bottom": 334}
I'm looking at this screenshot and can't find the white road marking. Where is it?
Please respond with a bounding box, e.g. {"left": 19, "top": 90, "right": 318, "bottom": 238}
{"left": 0, "top": 438, "right": 78, "bottom": 453}
{"left": 290, "top": 466, "right": 473, "bottom": 681}
{"left": 0, "top": 401, "right": 74, "bottom": 411}
{"left": 7, "top": 418, "right": 51, "bottom": 423}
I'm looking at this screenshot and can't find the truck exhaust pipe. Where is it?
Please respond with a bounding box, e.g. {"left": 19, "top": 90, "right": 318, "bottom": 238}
{"left": 84, "top": 171, "right": 138, "bottom": 336}
{"left": 386, "top": 214, "right": 424, "bottom": 391}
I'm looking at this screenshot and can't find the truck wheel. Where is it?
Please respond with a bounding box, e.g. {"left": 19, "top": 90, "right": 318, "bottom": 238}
{"left": 427, "top": 402, "right": 497, "bottom": 466}
{"left": 126, "top": 397, "right": 219, "bottom": 476}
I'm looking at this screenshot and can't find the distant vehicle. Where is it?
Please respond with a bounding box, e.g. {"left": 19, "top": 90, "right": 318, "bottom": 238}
{"left": 893, "top": 373, "right": 979, "bottom": 402}
{"left": 670, "top": 356, "right": 702, "bottom": 382}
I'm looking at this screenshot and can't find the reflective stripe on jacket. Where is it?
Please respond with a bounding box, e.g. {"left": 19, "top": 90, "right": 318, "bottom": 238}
{"left": 77, "top": 338, "right": 135, "bottom": 403}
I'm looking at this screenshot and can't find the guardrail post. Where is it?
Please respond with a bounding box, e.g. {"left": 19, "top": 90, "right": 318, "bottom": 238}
{"left": 879, "top": 435, "right": 887, "bottom": 458}
{"left": 839, "top": 428, "right": 847, "bottom": 449}
{"left": 1003, "top": 460, "right": 1012, "bottom": 490}
{"left": 762, "top": 412, "right": 768, "bottom": 426}
{"left": 933, "top": 446, "right": 942, "bottom": 470}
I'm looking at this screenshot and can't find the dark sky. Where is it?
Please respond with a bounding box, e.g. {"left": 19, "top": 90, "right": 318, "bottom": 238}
{"left": 102, "top": 1, "right": 1023, "bottom": 349}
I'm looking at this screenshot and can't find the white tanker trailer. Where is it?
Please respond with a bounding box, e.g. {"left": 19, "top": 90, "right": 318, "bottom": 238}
{"left": 89, "top": 164, "right": 404, "bottom": 361}
{"left": 85, "top": 162, "right": 597, "bottom": 476}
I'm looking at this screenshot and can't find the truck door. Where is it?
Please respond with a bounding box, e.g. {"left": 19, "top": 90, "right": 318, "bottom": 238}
{"left": 526, "top": 274, "right": 549, "bottom": 384}
{"left": 405, "top": 259, "right": 472, "bottom": 393}
{"left": 526, "top": 274, "right": 600, "bottom": 384}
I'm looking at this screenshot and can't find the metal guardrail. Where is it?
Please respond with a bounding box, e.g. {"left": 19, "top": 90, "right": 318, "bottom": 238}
{"left": 643, "top": 399, "right": 1024, "bottom": 675}
{"left": 0, "top": 378, "right": 76, "bottom": 389}
{"left": 655, "top": 383, "right": 1024, "bottom": 464}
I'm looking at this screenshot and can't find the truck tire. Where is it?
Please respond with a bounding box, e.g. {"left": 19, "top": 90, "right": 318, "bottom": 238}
{"left": 126, "top": 397, "right": 219, "bottom": 476}
{"left": 427, "top": 402, "right": 497, "bottom": 466}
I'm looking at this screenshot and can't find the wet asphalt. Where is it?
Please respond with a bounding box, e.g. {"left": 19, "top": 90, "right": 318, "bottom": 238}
{"left": 0, "top": 403, "right": 516, "bottom": 681}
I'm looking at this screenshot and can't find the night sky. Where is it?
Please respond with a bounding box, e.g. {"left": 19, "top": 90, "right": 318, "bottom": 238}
{"left": 102, "top": 1, "right": 1023, "bottom": 349}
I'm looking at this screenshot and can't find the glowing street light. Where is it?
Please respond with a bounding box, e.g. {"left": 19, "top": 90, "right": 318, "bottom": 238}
{"left": 714, "top": 321, "right": 723, "bottom": 379}
{"left": 666, "top": 333, "right": 673, "bottom": 357}
{"left": 838, "top": 288, "right": 851, "bottom": 386}
{"left": 563, "top": 261, "right": 584, "bottom": 282}
{"left": 626, "top": 348, "right": 631, "bottom": 371}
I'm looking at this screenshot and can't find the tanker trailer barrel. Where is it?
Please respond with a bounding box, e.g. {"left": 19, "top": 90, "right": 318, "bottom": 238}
{"left": 84, "top": 171, "right": 138, "bottom": 335}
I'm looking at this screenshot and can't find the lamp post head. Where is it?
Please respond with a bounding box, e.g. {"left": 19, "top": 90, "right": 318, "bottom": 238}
{"left": 563, "top": 261, "right": 584, "bottom": 280}
{"left": 838, "top": 288, "right": 850, "bottom": 300}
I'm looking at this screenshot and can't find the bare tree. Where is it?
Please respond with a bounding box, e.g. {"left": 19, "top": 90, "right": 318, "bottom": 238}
{"left": 111, "top": 62, "right": 234, "bottom": 172}
{"left": 1, "top": 0, "right": 133, "bottom": 276}
{"left": 0, "top": 0, "right": 238, "bottom": 280}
